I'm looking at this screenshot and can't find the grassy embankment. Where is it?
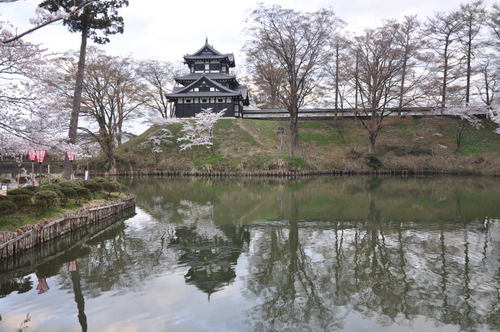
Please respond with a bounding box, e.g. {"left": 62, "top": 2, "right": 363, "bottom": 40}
{"left": 0, "top": 178, "right": 124, "bottom": 232}
{"left": 112, "top": 117, "right": 500, "bottom": 175}
{"left": 0, "top": 193, "right": 124, "bottom": 232}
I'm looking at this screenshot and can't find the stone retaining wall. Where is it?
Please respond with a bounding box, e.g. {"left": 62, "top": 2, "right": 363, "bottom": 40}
{"left": 0, "top": 196, "right": 135, "bottom": 259}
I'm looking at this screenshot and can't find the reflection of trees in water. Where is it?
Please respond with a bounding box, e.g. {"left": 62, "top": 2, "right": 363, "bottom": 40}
{"left": 123, "top": 176, "right": 500, "bottom": 226}
{"left": 245, "top": 192, "right": 500, "bottom": 331}
{"left": 2, "top": 177, "right": 500, "bottom": 330}
{"left": 0, "top": 277, "right": 32, "bottom": 297}
{"left": 48, "top": 199, "right": 249, "bottom": 301}
{"left": 55, "top": 219, "right": 181, "bottom": 299}
{"left": 245, "top": 193, "right": 346, "bottom": 331}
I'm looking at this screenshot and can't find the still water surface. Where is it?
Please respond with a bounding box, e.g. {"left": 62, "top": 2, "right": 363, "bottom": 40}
{"left": 1, "top": 176, "right": 500, "bottom": 332}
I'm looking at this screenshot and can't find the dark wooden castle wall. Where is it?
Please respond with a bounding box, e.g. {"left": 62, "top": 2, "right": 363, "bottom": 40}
{"left": 176, "top": 103, "right": 236, "bottom": 118}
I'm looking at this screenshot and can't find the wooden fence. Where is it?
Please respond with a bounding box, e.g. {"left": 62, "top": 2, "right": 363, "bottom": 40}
{"left": 240, "top": 107, "right": 488, "bottom": 120}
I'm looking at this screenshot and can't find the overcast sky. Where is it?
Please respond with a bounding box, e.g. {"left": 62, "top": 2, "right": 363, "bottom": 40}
{"left": 1, "top": 0, "right": 497, "bottom": 67}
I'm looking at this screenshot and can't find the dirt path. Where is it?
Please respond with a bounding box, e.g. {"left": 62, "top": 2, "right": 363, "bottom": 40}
{"left": 237, "top": 120, "right": 264, "bottom": 147}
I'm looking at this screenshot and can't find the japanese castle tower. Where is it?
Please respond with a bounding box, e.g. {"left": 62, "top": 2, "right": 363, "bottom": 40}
{"left": 166, "top": 39, "right": 249, "bottom": 118}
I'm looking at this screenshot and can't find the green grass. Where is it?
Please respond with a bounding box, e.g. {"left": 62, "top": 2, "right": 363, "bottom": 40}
{"left": 299, "top": 122, "right": 323, "bottom": 129}
{"left": 113, "top": 117, "right": 500, "bottom": 175}
{"left": 199, "top": 154, "right": 224, "bottom": 166}
{"left": 284, "top": 156, "right": 306, "bottom": 168}
{"left": 0, "top": 192, "right": 124, "bottom": 232}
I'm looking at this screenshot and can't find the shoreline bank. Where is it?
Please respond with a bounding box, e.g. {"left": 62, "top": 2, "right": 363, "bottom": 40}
{"left": 83, "top": 169, "right": 500, "bottom": 178}
{"left": 0, "top": 196, "right": 135, "bottom": 259}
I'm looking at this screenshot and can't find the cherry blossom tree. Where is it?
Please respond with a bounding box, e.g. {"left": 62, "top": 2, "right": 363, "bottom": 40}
{"left": 489, "top": 95, "right": 500, "bottom": 134}
{"left": 178, "top": 108, "right": 226, "bottom": 151}
{"left": 0, "top": 24, "right": 75, "bottom": 157}
{"left": 139, "top": 128, "right": 174, "bottom": 163}
{"left": 434, "top": 105, "right": 484, "bottom": 152}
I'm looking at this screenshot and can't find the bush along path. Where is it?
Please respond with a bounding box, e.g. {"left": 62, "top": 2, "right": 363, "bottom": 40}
{"left": 0, "top": 178, "right": 123, "bottom": 232}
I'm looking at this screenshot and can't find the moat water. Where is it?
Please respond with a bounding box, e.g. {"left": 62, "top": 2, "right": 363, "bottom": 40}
{"left": 1, "top": 176, "right": 500, "bottom": 332}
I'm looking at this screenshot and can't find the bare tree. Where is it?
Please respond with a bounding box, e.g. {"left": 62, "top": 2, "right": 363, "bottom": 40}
{"left": 246, "top": 47, "right": 286, "bottom": 108}
{"left": 352, "top": 24, "right": 405, "bottom": 153}
{"left": 326, "top": 34, "right": 352, "bottom": 113}
{"left": 76, "top": 50, "right": 144, "bottom": 173}
{"left": 136, "top": 60, "right": 180, "bottom": 119}
{"left": 459, "top": 0, "right": 486, "bottom": 105}
{"left": 476, "top": 58, "right": 499, "bottom": 107}
{"left": 427, "top": 10, "right": 464, "bottom": 108}
{"left": 395, "top": 16, "right": 430, "bottom": 115}
{"left": 245, "top": 4, "right": 339, "bottom": 155}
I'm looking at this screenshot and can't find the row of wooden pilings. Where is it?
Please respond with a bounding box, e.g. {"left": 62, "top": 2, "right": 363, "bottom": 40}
{"left": 87, "top": 169, "right": 494, "bottom": 178}
{"left": 0, "top": 196, "right": 136, "bottom": 259}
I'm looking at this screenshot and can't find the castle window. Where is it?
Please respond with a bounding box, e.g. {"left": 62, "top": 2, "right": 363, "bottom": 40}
{"left": 209, "top": 63, "right": 221, "bottom": 71}
{"left": 185, "top": 99, "right": 192, "bottom": 103}
{"left": 202, "top": 99, "right": 208, "bottom": 103}
{"left": 217, "top": 98, "right": 224, "bottom": 103}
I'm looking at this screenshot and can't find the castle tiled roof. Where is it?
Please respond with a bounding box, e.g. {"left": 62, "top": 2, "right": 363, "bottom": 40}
{"left": 183, "top": 39, "right": 235, "bottom": 67}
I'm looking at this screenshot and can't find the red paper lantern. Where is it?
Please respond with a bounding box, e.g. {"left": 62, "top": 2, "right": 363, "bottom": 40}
{"left": 34, "top": 150, "right": 47, "bottom": 163}
{"left": 28, "top": 150, "right": 37, "bottom": 161}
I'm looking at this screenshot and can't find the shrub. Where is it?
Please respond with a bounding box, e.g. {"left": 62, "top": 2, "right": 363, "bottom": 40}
{"left": 40, "top": 185, "right": 67, "bottom": 206}
{"left": 75, "top": 186, "right": 92, "bottom": 200}
{"left": 59, "top": 181, "right": 80, "bottom": 189}
{"left": 8, "top": 195, "right": 32, "bottom": 208}
{"left": 83, "top": 181, "right": 102, "bottom": 193}
{"left": 366, "top": 154, "right": 383, "bottom": 170}
{"left": 59, "top": 186, "right": 78, "bottom": 200}
{"left": 22, "top": 185, "right": 40, "bottom": 193}
{"left": 40, "top": 184, "right": 61, "bottom": 191}
{"left": 0, "top": 200, "right": 17, "bottom": 215}
{"left": 7, "top": 188, "right": 34, "bottom": 197}
{"left": 33, "top": 190, "right": 59, "bottom": 210}
{"left": 102, "top": 181, "right": 120, "bottom": 197}
{"left": 93, "top": 177, "right": 108, "bottom": 184}
{"left": 0, "top": 195, "right": 9, "bottom": 201}
{"left": 72, "top": 179, "right": 85, "bottom": 186}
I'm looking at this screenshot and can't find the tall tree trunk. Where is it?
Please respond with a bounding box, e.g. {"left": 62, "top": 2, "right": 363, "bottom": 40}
{"left": 117, "top": 117, "right": 123, "bottom": 145}
{"left": 399, "top": 51, "right": 408, "bottom": 116}
{"left": 288, "top": 192, "right": 299, "bottom": 274}
{"left": 63, "top": 24, "right": 88, "bottom": 179}
{"left": 369, "top": 131, "right": 377, "bottom": 154}
{"left": 465, "top": 22, "right": 472, "bottom": 105}
{"left": 70, "top": 266, "right": 88, "bottom": 332}
{"left": 355, "top": 51, "right": 359, "bottom": 110}
{"left": 335, "top": 42, "right": 339, "bottom": 117}
{"left": 105, "top": 137, "right": 117, "bottom": 174}
{"left": 441, "top": 41, "right": 449, "bottom": 109}
{"left": 289, "top": 109, "right": 299, "bottom": 156}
